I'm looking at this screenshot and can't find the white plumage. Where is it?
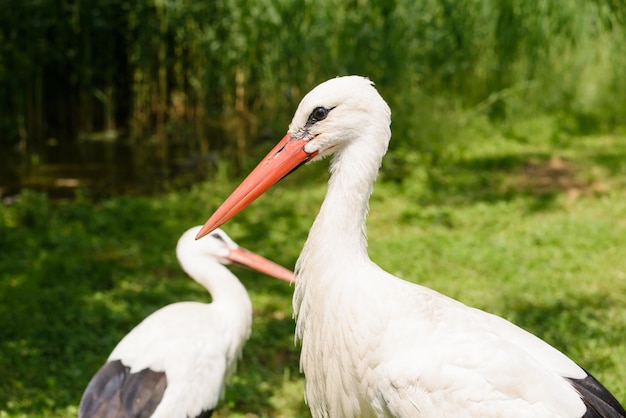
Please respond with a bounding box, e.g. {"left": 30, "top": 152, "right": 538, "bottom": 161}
{"left": 78, "top": 226, "right": 294, "bottom": 418}
{"left": 196, "top": 76, "right": 625, "bottom": 418}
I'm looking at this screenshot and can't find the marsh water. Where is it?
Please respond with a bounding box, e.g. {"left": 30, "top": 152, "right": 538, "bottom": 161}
{"left": 0, "top": 133, "right": 219, "bottom": 202}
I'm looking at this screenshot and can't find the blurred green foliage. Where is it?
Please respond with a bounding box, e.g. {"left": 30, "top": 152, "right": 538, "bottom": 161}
{"left": 1, "top": 0, "right": 624, "bottom": 170}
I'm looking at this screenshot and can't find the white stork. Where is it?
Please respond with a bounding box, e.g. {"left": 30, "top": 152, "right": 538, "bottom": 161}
{"left": 78, "top": 226, "right": 294, "bottom": 418}
{"left": 195, "top": 76, "right": 626, "bottom": 418}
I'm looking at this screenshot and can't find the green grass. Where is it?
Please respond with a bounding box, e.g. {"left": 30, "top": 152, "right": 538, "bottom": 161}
{"left": 1, "top": 119, "right": 626, "bottom": 417}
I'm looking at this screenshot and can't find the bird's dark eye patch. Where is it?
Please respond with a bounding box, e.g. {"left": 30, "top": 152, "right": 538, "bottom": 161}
{"left": 313, "top": 107, "right": 328, "bottom": 120}
{"left": 306, "top": 107, "right": 331, "bottom": 126}
{"left": 210, "top": 233, "right": 225, "bottom": 242}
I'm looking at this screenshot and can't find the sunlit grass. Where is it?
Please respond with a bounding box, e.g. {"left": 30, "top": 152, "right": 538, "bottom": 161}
{"left": 1, "top": 122, "right": 626, "bottom": 417}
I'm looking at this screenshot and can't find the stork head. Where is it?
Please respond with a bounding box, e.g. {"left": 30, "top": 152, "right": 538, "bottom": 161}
{"left": 195, "top": 76, "right": 391, "bottom": 239}
{"left": 179, "top": 226, "right": 294, "bottom": 283}
{"left": 289, "top": 76, "right": 391, "bottom": 161}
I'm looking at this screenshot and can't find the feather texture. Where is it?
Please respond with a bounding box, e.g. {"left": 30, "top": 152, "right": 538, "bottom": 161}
{"left": 79, "top": 360, "right": 167, "bottom": 418}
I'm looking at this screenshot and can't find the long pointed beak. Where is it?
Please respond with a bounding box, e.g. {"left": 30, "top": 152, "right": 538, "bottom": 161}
{"left": 227, "top": 246, "right": 295, "bottom": 283}
{"left": 196, "top": 133, "right": 316, "bottom": 240}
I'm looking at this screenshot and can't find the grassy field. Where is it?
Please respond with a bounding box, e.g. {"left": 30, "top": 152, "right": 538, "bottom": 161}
{"left": 1, "top": 117, "right": 626, "bottom": 417}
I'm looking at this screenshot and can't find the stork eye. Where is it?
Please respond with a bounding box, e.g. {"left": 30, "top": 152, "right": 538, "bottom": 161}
{"left": 307, "top": 107, "right": 329, "bottom": 125}
{"left": 313, "top": 107, "right": 328, "bottom": 120}
{"left": 210, "top": 233, "right": 225, "bottom": 243}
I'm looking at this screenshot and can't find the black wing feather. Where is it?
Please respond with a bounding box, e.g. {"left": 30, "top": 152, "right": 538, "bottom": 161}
{"left": 195, "top": 408, "right": 214, "bottom": 418}
{"left": 566, "top": 370, "right": 626, "bottom": 418}
{"left": 78, "top": 359, "right": 167, "bottom": 418}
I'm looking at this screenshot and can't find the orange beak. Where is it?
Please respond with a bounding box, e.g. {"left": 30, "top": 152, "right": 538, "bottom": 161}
{"left": 196, "top": 133, "right": 317, "bottom": 240}
{"left": 227, "top": 246, "right": 295, "bottom": 283}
